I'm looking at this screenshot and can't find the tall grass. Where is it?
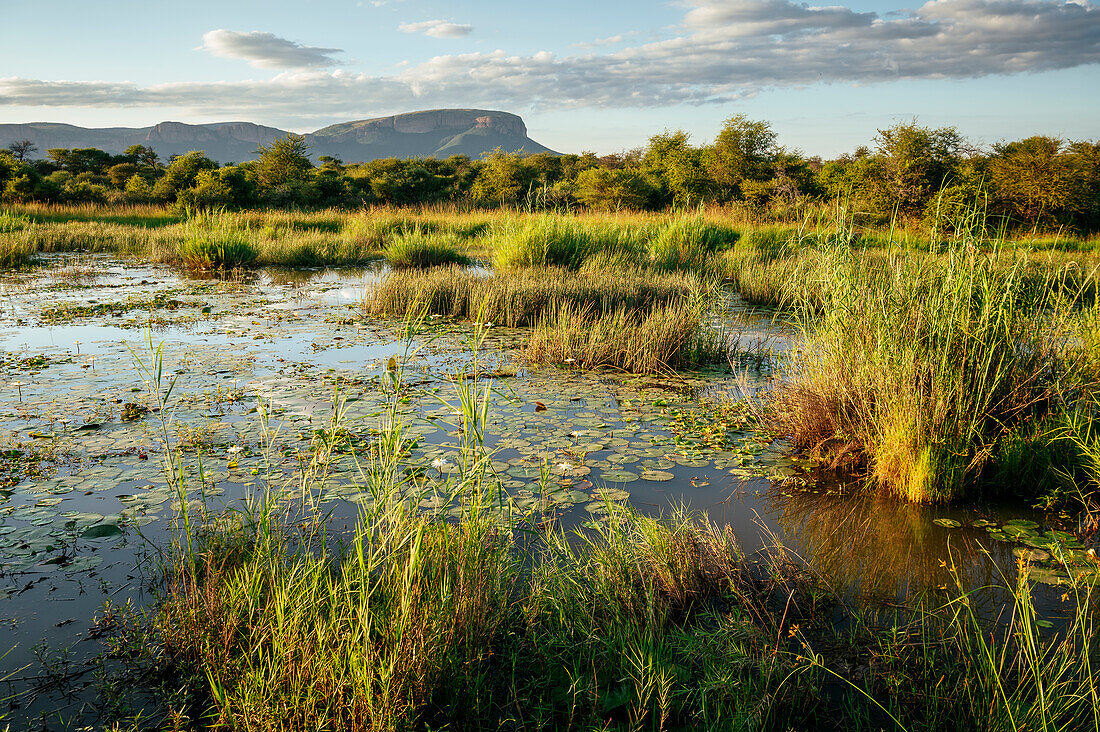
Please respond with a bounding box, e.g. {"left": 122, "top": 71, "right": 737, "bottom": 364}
{"left": 364, "top": 265, "right": 702, "bottom": 327}
{"left": 767, "top": 215, "right": 1094, "bottom": 501}
{"left": 525, "top": 297, "right": 729, "bottom": 373}
{"left": 490, "top": 215, "right": 644, "bottom": 270}
{"left": 647, "top": 215, "right": 739, "bottom": 271}
{"left": 382, "top": 228, "right": 472, "bottom": 269}
{"left": 0, "top": 211, "right": 36, "bottom": 267}
{"left": 177, "top": 212, "right": 259, "bottom": 270}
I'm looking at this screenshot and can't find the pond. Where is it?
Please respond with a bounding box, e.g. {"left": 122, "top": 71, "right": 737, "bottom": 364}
{"left": 0, "top": 254, "right": 1084, "bottom": 725}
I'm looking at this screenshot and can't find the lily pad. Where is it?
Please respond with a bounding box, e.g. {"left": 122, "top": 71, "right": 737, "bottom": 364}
{"left": 600, "top": 469, "right": 639, "bottom": 483}
{"left": 82, "top": 523, "right": 123, "bottom": 539}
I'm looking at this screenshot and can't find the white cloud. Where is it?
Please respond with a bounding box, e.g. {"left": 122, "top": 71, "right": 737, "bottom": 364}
{"left": 2, "top": 0, "right": 1097, "bottom": 118}
{"left": 572, "top": 34, "right": 633, "bottom": 48}
{"left": 199, "top": 30, "right": 344, "bottom": 69}
{"left": 398, "top": 19, "right": 474, "bottom": 38}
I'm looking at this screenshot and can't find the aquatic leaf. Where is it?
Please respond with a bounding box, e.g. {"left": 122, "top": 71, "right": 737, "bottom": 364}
{"left": 82, "top": 523, "right": 123, "bottom": 539}
{"left": 640, "top": 470, "right": 675, "bottom": 482}
{"left": 933, "top": 518, "right": 962, "bottom": 529}
{"left": 600, "top": 469, "right": 639, "bottom": 483}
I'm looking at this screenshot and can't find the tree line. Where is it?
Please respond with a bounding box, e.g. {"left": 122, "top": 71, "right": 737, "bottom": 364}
{"left": 2, "top": 117, "right": 1098, "bottom": 232}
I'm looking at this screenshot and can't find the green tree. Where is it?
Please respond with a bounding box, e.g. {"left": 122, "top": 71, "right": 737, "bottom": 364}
{"left": 574, "top": 168, "right": 652, "bottom": 210}
{"left": 641, "top": 131, "right": 713, "bottom": 207}
{"left": 162, "top": 151, "right": 219, "bottom": 198}
{"left": 107, "top": 162, "right": 138, "bottom": 189}
{"left": 124, "top": 144, "right": 160, "bottom": 170}
{"left": 706, "top": 115, "right": 777, "bottom": 201}
{"left": 123, "top": 174, "right": 155, "bottom": 204}
{"left": 469, "top": 149, "right": 537, "bottom": 205}
{"left": 870, "top": 122, "right": 965, "bottom": 215}
{"left": 253, "top": 135, "right": 313, "bottom": 190}
{"left": 989, "top": 136, "right": 1075, "bottom": 225}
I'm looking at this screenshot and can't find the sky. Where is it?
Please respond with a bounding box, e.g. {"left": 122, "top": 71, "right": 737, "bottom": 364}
{"left": 0, "top": 0, "right": 1097, "bottom": 157}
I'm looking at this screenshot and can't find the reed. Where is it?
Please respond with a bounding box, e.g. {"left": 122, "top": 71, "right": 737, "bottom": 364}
{"left": 177, "top": 213, "right": 259, "bottom": 270}
{"left": 363, "top": 265, "right": 701, "bottom": 327}
{"left": 382, "top": 228, "right": 472, "bottom": 268}
{"left": 525, "top": 297, "right": 729, "bottom": 373}
{"left": 767, "top": 220, "right": 1093, "bottom": 501}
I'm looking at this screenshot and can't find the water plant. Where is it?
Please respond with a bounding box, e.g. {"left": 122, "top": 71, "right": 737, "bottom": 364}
{"left": 364, "top": 265, "right": 701, "bottom": 327}
{"left": 177, "top": 212, "right": 258, "bottom": 270}
{"left": 382, "top": 228, "right": 472, "bottom": 269}
{"left": 767, "top": 211, "right": 1097, "bottom": 501}
{"left": 525, "top": 296, "right": 729, "bottom": 374}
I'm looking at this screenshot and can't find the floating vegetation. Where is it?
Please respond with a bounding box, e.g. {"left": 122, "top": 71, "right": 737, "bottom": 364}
{"left": 40, "top": 291, "right": 198, "bottom": 324}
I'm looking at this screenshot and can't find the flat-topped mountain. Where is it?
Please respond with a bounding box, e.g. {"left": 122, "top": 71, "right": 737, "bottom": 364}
{"left": 0, "top": 109, "right": 556, "bottom": 163}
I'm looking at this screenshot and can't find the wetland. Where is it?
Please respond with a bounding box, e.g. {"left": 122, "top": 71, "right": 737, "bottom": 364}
{"left": 0, "top": 208, "right": 1098, "bottom": 730}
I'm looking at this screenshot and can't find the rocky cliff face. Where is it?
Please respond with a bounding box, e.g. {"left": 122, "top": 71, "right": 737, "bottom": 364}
{"left": 331, "top": 110, "right": 527, "bottom": 138}
{"left": 0, "top": 109, "right": 555, "bottom": 163}
{"left": 143, "top": 121, "right": 285, "bottom": 145}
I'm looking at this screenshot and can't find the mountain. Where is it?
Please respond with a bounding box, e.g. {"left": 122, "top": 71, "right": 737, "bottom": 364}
{"left": 0, "top": 110, "right": 556, "bottom": 164}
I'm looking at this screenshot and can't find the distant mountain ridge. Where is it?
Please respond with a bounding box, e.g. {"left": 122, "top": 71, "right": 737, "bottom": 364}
{"left": 0, "top": 110, "right": 556, "bottom": 164}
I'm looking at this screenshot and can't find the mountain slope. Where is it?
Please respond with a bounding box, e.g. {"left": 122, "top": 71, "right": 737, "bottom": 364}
{"left": 0, "top": 110, "right": 555, "bottom": 164}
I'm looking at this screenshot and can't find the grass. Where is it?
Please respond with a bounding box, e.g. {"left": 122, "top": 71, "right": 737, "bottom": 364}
{"left": 363, "top": 265, "right": 702, "bottom": 328}
{"left": 382, "top": 228, "right": 472, "bottom": 269}
{"left": 765, "top": 214, "right": 1097, "bottom": 502}
{"left": 525, "top": 296, "right": 730, "bottom": 373}
{"left": 490, "top": 215, "right": 644, "bottom": 270}
{"left": 178, "top": 213, "right": 259, "bottom": 271}
{"left": 108, "top": 327, "right": 1100, "bottom": 731}
{"left": 647, "top": 215, "right": 740, "bottom": 271}
{"left": 0, "top": 211, "right": 38, "bottom": 267}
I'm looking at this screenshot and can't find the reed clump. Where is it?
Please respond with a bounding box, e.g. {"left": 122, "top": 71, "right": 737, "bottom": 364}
{"left": 767, "top": 227, "right": 1094, "bottom": 502}
{"left": 490, "top": 215, "right": 644, "bottom": 271}
{"left": 364, "top": 266, "right": 701, "bottom": 327}
{"left": 0, "top": 211, "right": 37, "bottom": 267}
{"left": 382, "top": 228, "right": 472, "bottom": 269}
{"left": 647, "top": 215, "right": 739, "bottom": 271}
{"left": 177, "top": 214, "right": 259, "bottom": 271}
{"left": 525, "top": 298, "right": 729, "bottom": 373}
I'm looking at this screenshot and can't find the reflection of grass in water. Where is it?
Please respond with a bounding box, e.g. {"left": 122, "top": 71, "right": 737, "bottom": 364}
{"left": 767, "top": 487, "right": 1010, "bottom": 599}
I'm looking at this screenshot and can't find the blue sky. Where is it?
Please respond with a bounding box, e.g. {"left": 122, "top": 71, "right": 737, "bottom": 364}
{"left": 0, "top": 0, "right": 1097, "bottom": 156}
